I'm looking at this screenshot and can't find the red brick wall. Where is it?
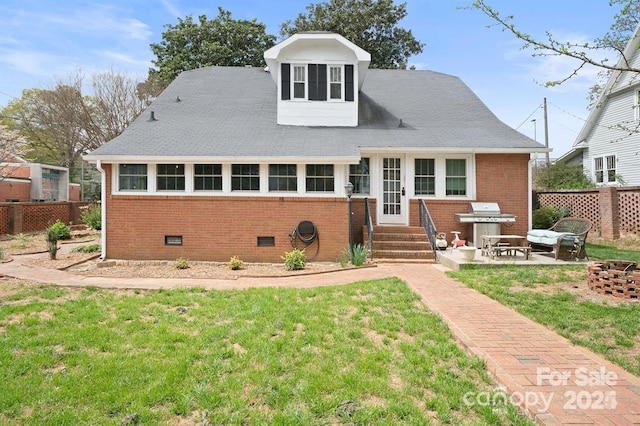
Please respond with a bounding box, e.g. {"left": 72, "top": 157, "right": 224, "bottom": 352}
{"left": 0, "top": 180, "right": 31, "bottom": 201}
{"left": 105, "top": 196, "right": 350, "bottom": 262}
{"left": 0, "top": 206, "right": 8, "bottom": 234}
{"left": 0, "top": 201, "right": 91, "bottom": 235}
{"left": 475, "top": 154, "right": 530, "bottom": 237}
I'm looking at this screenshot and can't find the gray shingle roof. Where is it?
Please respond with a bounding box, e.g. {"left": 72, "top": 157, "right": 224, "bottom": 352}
{"left": 86, "top": 66, "right": 544, "bottom": 160}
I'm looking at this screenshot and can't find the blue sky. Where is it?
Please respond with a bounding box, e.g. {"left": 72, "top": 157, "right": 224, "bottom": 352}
{"left": 0, "top": 1, "right": 625, "bottom": 156}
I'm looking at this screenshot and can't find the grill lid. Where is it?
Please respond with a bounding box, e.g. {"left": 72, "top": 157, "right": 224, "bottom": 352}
{"left": 469, "top": 202, "right": 501, "bottom": 215}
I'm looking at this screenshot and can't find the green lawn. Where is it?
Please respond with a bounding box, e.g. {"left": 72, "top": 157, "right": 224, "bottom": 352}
{"left": 0, "top": 279, "right": 531, "bottom": 425}
{"left": 448, "top": 265, "right": 640, "bottom": 376}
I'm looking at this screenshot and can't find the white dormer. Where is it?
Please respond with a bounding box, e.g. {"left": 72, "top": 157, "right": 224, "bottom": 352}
{"left": 264, "top": 32, "right": 371, "bottom": 127}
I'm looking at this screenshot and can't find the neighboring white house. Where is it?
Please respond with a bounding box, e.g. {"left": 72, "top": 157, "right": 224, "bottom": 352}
{"left": 558, "top": 23, "right": 640, "bottom": 186}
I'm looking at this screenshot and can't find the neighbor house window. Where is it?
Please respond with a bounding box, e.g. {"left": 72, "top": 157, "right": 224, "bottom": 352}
{"left": 415, "top": 159, "right": 436, "bottom": 196}
{"left": 594, "top": 155, "right": 616, "bottom": 184}
{"left": 330, "top": 66, "right": 342, "bottom": 99}
{"left": 269, "top": 164, "right": 297, "bottom": 192}
{"left": 349, "top": 158, "right": 370, "bottom": 194}
{"left": 157, "top": 164, "right": 185, "bottom": 191}
{"left": 119, "top": 164, "right": 147, "bottom": 191}
{"left": 293, "top": 65, "right": 305, "bottom": 99}
{"left": 194, "top": 164, "right": 222, "bottom": 191}
{"left": 635, "top": 90, "right": 640, "bottom": 121}
{"left": 232, "top": 164, "right": 260, "bottom": 191}
{"left": 445, "top": 159, "right": 466, "bottom": 196}
{"left": 306, "top": 164, "right": 334, "bottom": 192}
{"left": 606, "top": 155, "right": 616, "bottom": 182}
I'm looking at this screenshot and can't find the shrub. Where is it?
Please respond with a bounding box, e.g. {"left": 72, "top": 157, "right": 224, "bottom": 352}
{"left": 49, "top": 220, "right": 71, "bottom": 240}
{"left": 348, "top": 244, "right": 369, "bottom": 266}
{"left": 283, "top": 249, "right": 306, "bottom": 271}
{"left": 228, "top": 255, "right": 244, "bottom": 270}
{"left": 71, "top": 244, "right": 101, "bottom": 253}
{"left": 45, "top": 225, "right": 60, "bottom": 260}
{"left": 175, "top": 257, "right": 190, "bottom": 269}
{"left": 532, "top": 206, "right": 567, "bottom": 229}
{"left": 81, "top": 205, "right": 102, "bottom": 230}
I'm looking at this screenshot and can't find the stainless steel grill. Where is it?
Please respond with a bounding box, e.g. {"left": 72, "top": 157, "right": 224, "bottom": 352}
{"left": 455, "top": 202, "right": 516, "bottom": 246}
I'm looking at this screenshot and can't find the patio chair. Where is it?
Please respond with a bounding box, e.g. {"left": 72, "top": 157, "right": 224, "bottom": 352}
{"left": 526, "top": 217, "right": 592, "bottom": 261}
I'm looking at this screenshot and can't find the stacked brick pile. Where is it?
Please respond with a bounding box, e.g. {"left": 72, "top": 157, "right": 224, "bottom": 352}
{"left": 587, "top": 260, "right": 640, "bottom": 299}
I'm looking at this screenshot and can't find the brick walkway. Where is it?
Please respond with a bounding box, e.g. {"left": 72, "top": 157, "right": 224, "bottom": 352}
{"left": 2, "top": 252, "right": 640, "bottom": 425}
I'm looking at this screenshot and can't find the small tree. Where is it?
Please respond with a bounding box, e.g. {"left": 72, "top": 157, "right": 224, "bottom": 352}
{"left": 535, "top": 162, "right": 594, "bottom": 190}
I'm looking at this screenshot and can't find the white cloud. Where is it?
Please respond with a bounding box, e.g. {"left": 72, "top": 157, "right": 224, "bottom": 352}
{"left": 160, "top": 0, "right": 182, "bottom": 19}
{"left": 503, "top": 31, "right": 614, "bottom": 94}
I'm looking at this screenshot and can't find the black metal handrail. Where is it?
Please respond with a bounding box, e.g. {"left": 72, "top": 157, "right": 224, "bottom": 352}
{"left": 364, "top": 197, "right": 374, "bottom": 260}
{"left": 419, "top": 199, "right": 439, "bottom": 262}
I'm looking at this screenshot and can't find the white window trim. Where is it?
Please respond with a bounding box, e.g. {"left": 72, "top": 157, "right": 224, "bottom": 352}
{"left": 635, "top": 90, "right": 640, "bottom": 121}
{"left": 288, "top": 63, "right": 346, "bottom": 102}
{"left": 405, "top": 154, "right": 475, "bottom": 199}
{"left": 113, "top": 163, "right": 345, "bottom": 197}
{"left": 593, "top": 155, "right": 617, "bottom": 185}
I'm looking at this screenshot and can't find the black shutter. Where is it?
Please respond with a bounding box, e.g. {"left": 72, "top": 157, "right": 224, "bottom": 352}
{"left": 308, "top": 64, "right": 327, "bottom": 101}
{"left": 281, "top": 63, "right": 290, "bottom": 100}
{"left": 345, "top": 65, "right": 354, "bottom": 102}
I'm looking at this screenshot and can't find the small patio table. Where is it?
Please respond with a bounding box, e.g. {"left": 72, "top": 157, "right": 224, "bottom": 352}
{"left": 480, "top": 235, "right": 531, "bottom": 260}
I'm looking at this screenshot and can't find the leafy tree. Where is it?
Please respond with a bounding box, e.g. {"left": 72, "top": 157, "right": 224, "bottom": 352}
{"left": 280, "top": 0, "right": 424, "bottom": 69}
{"left": 535, "top": 162, "right": 595, "bottom": 190}
{"left": 149, "top": 7, "right": 276, "bottom": 84}
{"left": 469, "top": 1, "right": 640, "bottom": 93}
{"left": 2, "top": 70, "right": 148, "bottom": 179}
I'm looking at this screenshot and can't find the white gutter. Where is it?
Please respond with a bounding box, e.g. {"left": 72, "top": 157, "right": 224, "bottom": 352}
{"left": 528, "top": 154, "right": 537, "bottom": 231}
{"left": 96, "top": 160, "right": 107, "bottom": 260}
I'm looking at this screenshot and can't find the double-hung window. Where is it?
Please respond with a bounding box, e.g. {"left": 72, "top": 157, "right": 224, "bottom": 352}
{"left": 306, "top": 164, "right": 334, "bottom": 192}
{"left": 594, "top": 156, "right": 617, "bottom": 184}
{"left": 232, "top": 164, "right": 260, "bottom": 191}
{"left": 269, "top": 164, "right": 297, "bottom": 192}
{"left": 330, "top": 66, "right": 342, "bottom": 99}
{"left": 194, "top": 164, "right": 222, "bottom": 191}
{"left": 119, "top": 164, "right": 147, "bottom": 191}
{"left": 606, "top": 155, "right": 616, "bottom": 182}
{"left": 445, "top": 159, "right": 466, "bottom": 196}
{"left": 293, "top": 65, "right": 305, "bottom": 99}
{"left": 349, "top": 158, "right": 370, "bottom": 195}
{"left": 415, "top": 159, "right": 436, "bottom": 196}
{"left": 157, "top": 164, "right": 185, "bottom": 191}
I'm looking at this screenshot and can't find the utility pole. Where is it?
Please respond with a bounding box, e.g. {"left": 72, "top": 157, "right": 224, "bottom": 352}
{"left": 544, "top": 97, "right": 550, "bottom": 165}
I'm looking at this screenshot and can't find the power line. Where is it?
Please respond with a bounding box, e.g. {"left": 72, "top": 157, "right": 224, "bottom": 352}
{"left": 515, "top": 104, "right": 542, "bottom": 130}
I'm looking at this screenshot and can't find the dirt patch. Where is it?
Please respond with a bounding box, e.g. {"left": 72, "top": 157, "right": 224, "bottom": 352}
{"left": 513, "top": 278, "right": 640, "bottom": 306}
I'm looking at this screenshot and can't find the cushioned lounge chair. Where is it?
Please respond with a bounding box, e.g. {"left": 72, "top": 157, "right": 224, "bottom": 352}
{"left": 526, "top": 217, "right": 592, "bottom": 261}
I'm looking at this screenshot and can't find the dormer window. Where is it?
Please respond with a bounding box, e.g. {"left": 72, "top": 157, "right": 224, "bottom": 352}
{"left": 293, "top": 65, "right": 305, "bottom": 99}
{"left": 330, "top": 66, "right": 342, "bottom": 99}
{"left": 281, "top": 63, "right": 354, "bottom": 102}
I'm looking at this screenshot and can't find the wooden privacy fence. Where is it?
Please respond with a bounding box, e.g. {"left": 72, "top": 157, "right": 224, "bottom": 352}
{"left": 536, "top": 186, "right": 640, "bottom": 239}
{"left": 0, "top": 201, "right": 94, "bottom": 235}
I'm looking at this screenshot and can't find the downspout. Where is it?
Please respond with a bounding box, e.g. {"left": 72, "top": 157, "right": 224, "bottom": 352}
{"left": 528, "top": 153, "right": 537, "bottom": 231}
{"left": 96, "top": 160, "right": 107, "bottom": 260}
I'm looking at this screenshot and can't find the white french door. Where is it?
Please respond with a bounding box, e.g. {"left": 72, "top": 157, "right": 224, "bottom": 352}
{"left": 379, "top": 156, "right": 406, "bottom": 224}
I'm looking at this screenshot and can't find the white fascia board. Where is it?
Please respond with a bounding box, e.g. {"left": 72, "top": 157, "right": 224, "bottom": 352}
{"left": 358, "top": 147, "right": 551, "bottom": 155}
{"left": 82, "top": 155, "right": 362, "bottom": 164}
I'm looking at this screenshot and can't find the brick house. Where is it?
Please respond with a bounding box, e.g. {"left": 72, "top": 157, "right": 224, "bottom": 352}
{"left": 84, "top": 32, "right": 547, "bottom": 262}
